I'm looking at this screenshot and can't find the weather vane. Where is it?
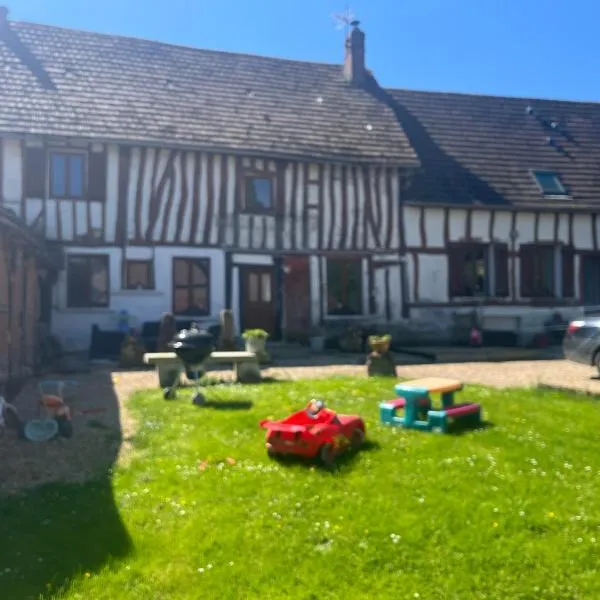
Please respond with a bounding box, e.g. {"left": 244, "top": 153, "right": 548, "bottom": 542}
{"left": 331, "top": 4, "right": 357, "bottom": 37}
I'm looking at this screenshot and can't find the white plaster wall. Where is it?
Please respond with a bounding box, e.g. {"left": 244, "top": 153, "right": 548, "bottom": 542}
{"left": 423, "top": 208, "right": 444, "bottom": 247}
{"left": 372, "top": 264, "right": 403, "bottom": 321}
{"left": 404, "top": 207, "right": 421, "bottom": 248}
{"left": 406, "top": 207, "right": 600, "bottom": 249}
{"left": 52, "top": 246, "right": 225, "bottom": 351}
{"left": 401, "top": 205, "right": 595, "bottom": 341}
{"left": 417, "top": 254, "right": 447, "bottom": 303}
{"left": 1, "top": 138, "right": 23, "bottom": 217}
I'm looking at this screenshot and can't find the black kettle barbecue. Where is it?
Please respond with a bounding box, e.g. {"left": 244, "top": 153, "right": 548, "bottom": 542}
{"left": 165, "top": 323, "right": 215, "bottom": 404}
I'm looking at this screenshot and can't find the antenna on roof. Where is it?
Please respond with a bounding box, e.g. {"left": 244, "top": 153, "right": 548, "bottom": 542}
{"left": 331, "top": 3, "right": 356, "bottom": 37}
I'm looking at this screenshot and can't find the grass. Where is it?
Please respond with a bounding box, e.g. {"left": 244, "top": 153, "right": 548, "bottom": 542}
{"left": 1, "top": 377, "right": 600, "bottom": 599}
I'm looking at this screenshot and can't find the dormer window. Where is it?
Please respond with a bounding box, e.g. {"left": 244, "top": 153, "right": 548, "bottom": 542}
{"left": 532, "top": 171, "right": 567, "bottom": 196}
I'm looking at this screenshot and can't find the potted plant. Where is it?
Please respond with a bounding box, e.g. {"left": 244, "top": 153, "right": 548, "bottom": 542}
{"left": 242, "top": 329, "right": 270, "bottom": 362}
{"left": 119, "top": 330, "right": 146, "bottom": 368}
{"left": 339, "top": 326, "right": 365, "bottom": 353}
{"left": 368, "top": 334, "right": 392, "bottom": 355}
{"left": 366, "top": 333, "right": 395, "bottom": 377}
{"left": 308, "top": 325, "right": 326, "bottom": 353}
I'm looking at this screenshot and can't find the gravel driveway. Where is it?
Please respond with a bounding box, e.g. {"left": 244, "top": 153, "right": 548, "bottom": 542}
{"left": 112, "top": 357, "right": 600, "bottom": 394}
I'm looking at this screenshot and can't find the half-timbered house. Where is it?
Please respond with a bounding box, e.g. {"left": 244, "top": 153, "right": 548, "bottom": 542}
{"left": 0, "top": 11, "right": 421, "bottom": 350}
{"left": 385, "top": 89, "right": 598, "bottom": 343}
{"left": 0, "top": 9, "right": 597, "bottom": 350}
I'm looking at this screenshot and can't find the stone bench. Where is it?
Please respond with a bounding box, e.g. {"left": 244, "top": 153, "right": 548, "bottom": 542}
{"left": 143, "top": 351, "right": 261, "bottom": 385}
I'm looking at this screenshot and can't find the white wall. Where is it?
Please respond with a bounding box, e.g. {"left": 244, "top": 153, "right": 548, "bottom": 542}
{"left": 52, "top": 246, "right": 225, "bottom": 351}
{"left": 402, "top": 205, "right": 592, "bottom": 342}
{"left": 404, "top": 206, "right": 600, "bottom": 305}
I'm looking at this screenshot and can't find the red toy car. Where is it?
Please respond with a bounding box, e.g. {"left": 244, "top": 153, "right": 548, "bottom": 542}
{"left": 259, "top": 400, "right": 366, "bottom": 466}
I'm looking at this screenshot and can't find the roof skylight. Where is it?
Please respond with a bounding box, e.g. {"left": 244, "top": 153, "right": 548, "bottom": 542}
{"left": 532, "top": 171, "right": 567, "bottom": 196}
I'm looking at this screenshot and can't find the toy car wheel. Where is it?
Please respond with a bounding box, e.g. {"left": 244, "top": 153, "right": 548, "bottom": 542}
{"left": 267, "top": 447, "right": 277, "bottom": 458}
{"left": 319, "top": 443, "right": 336, "bottom": 467}
{"left": 350, "top": 428, "right": 365, "bottom": 449}
{"left": 163, "top": 388, "right": 176, "bottom": 400}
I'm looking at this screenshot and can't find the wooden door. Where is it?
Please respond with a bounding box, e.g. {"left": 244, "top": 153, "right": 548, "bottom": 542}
{"left": 283, "top": 256, "right": 310, "bottom": 341}
{"left": 240, "top": 266, "right": 277, "bottom": 336}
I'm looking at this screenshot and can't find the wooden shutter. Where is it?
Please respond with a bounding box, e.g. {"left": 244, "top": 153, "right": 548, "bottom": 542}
{"left": 88, "top": 148, "right": 107, "bottom": 202}
{"left": 448, "top": 246, "right": 463, "bottom": 297}
{"left": 494, "top": 243, "right": 509, "bottom": 297}
{"left": 519, "top": 244, "right": 534, "bottom": 298}
{"left": 561, "top": 245, "right": 575, "bottom": 298}
{"left": 24, "top": 147, "right": 46, "bottom": 198}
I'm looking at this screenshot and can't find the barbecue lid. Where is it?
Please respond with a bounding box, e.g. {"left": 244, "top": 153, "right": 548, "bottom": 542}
{"left": 170, "top": 322, "right": 214, "bottom": 347}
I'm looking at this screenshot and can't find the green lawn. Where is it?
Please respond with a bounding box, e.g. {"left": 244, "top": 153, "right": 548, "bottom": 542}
{"left": 2, "top": 377, "right": 600, "bottom": 599}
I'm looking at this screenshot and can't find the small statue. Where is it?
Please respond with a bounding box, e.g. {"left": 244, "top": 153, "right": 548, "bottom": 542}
{"left": 218, "top": 309, "right": 236, "bottom": 351}
{"left": 157, "top": 313, "right": 177, "bottom": 352}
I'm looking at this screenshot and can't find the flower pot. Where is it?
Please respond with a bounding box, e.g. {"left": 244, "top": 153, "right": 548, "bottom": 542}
{"left": 370, "top": 340, "right": 390, "bottom": 354}
{"left": 368, "top": 336, "right": 391, "bottom": 355}
{"left": 309, "top": 335, "right": 325, "bottom": 353}
{"left": 245, "top": 337, "right": 266, "bottom": 356}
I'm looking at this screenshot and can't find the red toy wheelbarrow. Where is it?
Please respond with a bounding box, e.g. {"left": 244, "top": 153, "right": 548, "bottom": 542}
{"left": 259, "top": 400, "right": 366, "bottom": 467}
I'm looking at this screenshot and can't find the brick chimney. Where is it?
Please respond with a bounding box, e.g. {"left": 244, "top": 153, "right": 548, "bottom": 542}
{"left": 344, "top": 20, "right": 366, "bottom": 84}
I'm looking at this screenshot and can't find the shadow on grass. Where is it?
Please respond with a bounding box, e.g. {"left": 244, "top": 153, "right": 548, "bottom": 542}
{"left": 269, "top": 439, "right": 381, "bottom": 473}
{"left": 0, "top": 368, "right": 131, "bottom": 598}
{"left": 195, "top": 399, "right": 254, "bottom": 411}
{"left": 180, "top": 375, "right": 287, "bottom": 386}
{"left": 447, "top": 419, "right": 495, "bottom": 436}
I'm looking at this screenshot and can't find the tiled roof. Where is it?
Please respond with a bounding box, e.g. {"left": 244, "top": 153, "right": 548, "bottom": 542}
{"left": 388, "top": 88, "right": 600, "bottom": 209}
{"left": 0, "top": 20, "right": 418, "bottom": 166}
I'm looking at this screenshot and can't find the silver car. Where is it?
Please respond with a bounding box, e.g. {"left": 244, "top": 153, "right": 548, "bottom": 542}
{"left": 563, "top": 318, "right": 600, "bottom": 373}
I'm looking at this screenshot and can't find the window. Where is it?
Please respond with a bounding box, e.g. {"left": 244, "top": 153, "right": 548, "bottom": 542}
{"left": 243, "top": 175, "right": 273, "bottom": 212}
{"left": 326, "top": 258, "right": 363, "bottom": 315}
{"left": 172, "top": 258, "right": 210, "bottom": 316}
{"left": 248, "top": 271, "right": 272, "bottom": 303}
{"left": 520, "top": 244, "right": 556, "bottom": 298}
{"left": 123, "top": 260, "right": 154, "bottom": 290}
{"left": 50, "top": 152, "right": 86, "bottom": 198}
{"left": 67, "top": 255, "right": 109, "bottom": 308}
{"left": 532, "top": 171, "right": 566, "bottom": 196}
{"left": 448, "top": 243, "right": 489, "bottom": 297}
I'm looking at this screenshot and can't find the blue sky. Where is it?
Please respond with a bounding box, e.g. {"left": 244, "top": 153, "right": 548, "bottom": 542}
{"left": 8, "top": 0, "right": 600, "bottom": 101}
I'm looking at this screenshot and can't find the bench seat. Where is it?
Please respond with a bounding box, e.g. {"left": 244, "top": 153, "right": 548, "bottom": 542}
{"left": 444, "top": 402, "right": 481, "bottom": 418}
{"left": 143, "top": 351, "right": 261, "bottom": 384}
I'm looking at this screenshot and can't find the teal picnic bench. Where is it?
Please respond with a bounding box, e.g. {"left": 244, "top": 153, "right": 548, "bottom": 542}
{"left": 143, "top": 351, "right": 262, "bottom": 387}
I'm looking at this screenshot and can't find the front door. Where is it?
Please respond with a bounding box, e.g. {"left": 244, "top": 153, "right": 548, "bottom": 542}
{"left": 283, "top": 256, "right": 311, "bottom": 342}
{"left": 582, "top": 255, "right": 600, "bottom": 306}
{"left": 240, "top": 266, "right": 277, "bottom": 337}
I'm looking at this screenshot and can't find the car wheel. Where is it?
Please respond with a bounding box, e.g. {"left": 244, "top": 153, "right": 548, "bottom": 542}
{"left": 350, "top": 428, "right": 365, "bottom": 450}
{"left": 319, "top": 443, "right": 336, "bottom": 467}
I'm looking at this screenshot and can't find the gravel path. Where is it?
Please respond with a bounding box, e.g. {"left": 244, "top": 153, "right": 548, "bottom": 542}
{"left": 114, "top": 357, "right": 600, "bottom": 394}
